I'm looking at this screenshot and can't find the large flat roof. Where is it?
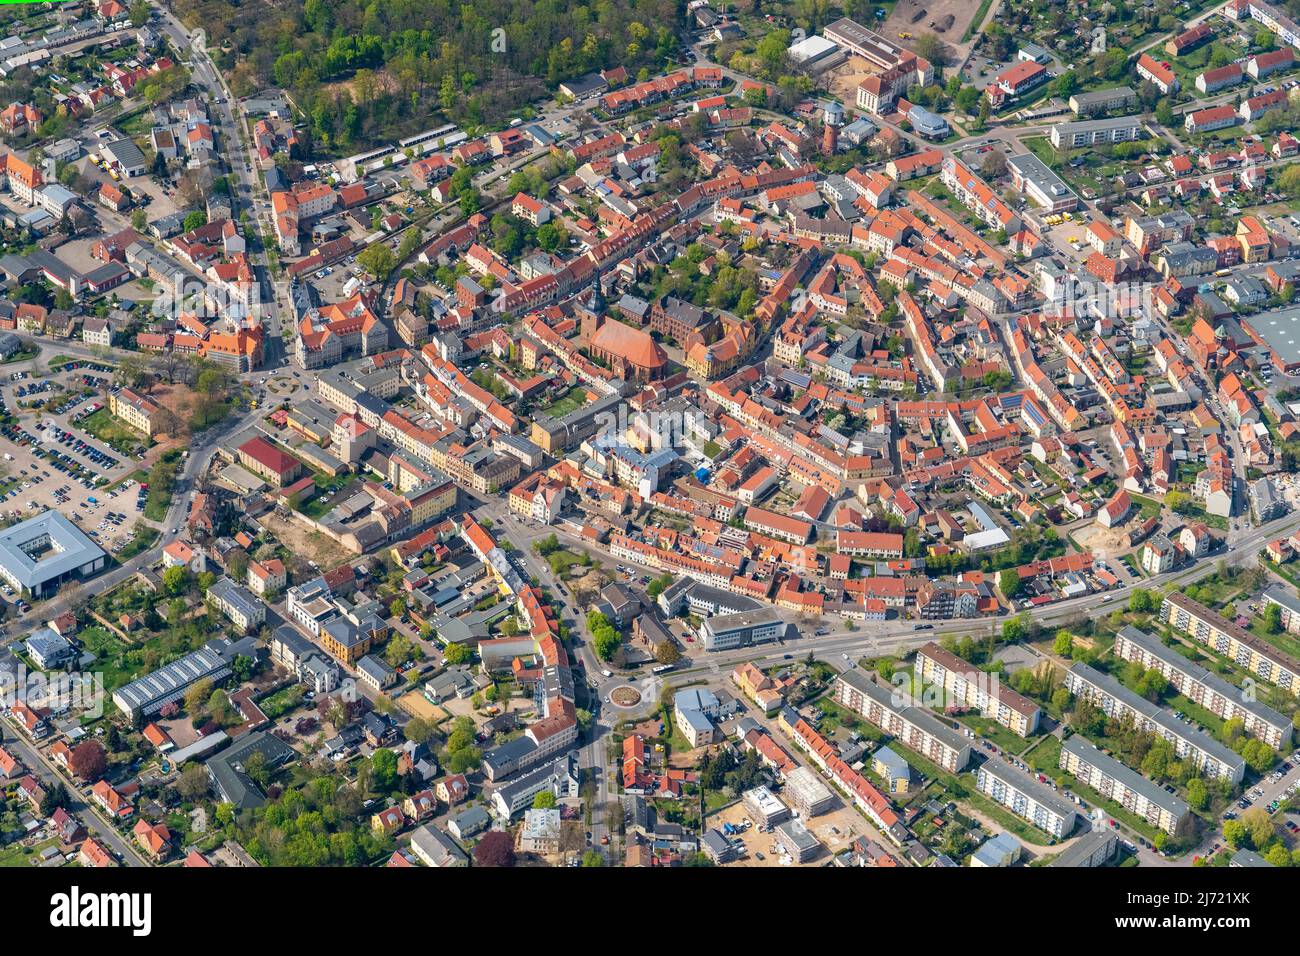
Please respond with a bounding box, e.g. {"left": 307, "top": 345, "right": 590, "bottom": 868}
{"left": 1244, "top": 305, "right": 1300, "bottom": 367}
{"left": 0, "top": 509, "right": 105, "bottom": 589}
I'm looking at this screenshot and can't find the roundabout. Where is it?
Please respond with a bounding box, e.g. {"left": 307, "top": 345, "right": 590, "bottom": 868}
{"left": 609, "top": 685, "right": 642, "bottom": 708}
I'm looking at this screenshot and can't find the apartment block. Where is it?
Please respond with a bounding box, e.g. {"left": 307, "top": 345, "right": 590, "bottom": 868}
{"left": 1114, "top": 625, "right": 1290, "bottom": 749}
{"left": 109, "top": 387, "right": 161, "bottom": 437}
{"left": 914, "top": 642, "right": 1041, "bottom": 737}
{"left": 1261, "top": 583, "right": 1300, "bottom": 638}
{"left": 833, "top": 669, "right": 971, "bottom": 772}
{"left": 1050, "top": 115, "right": 1144, "bottom": 150}
{"left": 1064, "top": 662, "right": 1246, "bottom": 783}
{"left": 1059, "top": 735, "right": 1190, "bottom": 835}
{"left": 1161, "top": 591, "right": 1300, "bottom": 697}
{"left": 976, "top": 756, "right": 1078, "bottom": 837}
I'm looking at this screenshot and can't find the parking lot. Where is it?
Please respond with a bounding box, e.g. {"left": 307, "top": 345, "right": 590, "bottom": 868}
{"left": 0, "top": 363, "right": 145, "bottom": 559}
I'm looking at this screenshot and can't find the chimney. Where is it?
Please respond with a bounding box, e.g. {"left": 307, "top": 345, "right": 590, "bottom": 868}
{"left": 822, "top": 123, "right": 838, "bottom": 155}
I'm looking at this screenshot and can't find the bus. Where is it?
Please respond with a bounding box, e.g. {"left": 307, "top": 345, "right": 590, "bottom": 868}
{"left": 651, "top": 664, "right": 675, "bottom": 675}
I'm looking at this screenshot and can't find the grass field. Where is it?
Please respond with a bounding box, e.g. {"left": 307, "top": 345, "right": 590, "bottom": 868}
{"left": 542, "top": 388, "right": 588, "bottom": 419}
{"left": 117, "top": 525, "right": 159, "bottom": 561}
{"left": 81, "top": 408, "right": 148, "bottom": 456}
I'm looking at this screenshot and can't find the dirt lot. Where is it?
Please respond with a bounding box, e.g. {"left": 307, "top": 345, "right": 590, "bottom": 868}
{"left": 824, "top": 54, "right": 885, "bottom": 107}
{"left": 882, "top": 0, "right": 981, "bottom": 54}
{"left": 709, "top": 799, "right": 869, "bottom": 866}
{"left": 258, "top": 510, "right": 355, "bottom": 571}
{"left": 1071, "top": 520, "right": 1137, "bottom": 560}
{"left": 397, "top": 690, "right": 445, "bottom": 723}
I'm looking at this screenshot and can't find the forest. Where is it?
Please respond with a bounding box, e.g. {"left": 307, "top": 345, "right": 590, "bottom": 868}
{"left": 173, "top": 0, "right": 686, "bottom": 153}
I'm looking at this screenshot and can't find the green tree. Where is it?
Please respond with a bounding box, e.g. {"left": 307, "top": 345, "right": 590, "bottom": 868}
{"left": 162, "top": 565, "right": 189, "bottom": 596}
{"left": 358, "top": 244, "right": 397, "bottom": 281}
{"left": 371, "top": 748, "right": 399, "bottom": 792}
{"left": 1053, "top": 630, "right": 1074, "bottom": 658}
{"left": 532, "top": 790, "right": 557, "bottom": 809}
{"left": 443, "top": 642, "right": 472, "bottom": 666}
{"left": 999, "top": 568, "right": 1023, "bottom": 600}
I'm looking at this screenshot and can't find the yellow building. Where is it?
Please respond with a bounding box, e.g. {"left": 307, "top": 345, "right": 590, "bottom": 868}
{"left": 109, "top": 387, "right": 161, "bottom": 437}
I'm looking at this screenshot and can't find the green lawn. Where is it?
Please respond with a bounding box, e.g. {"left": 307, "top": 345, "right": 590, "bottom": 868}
{"left": 542, "top": 388, "right": 588, "bottom": 419}
{"left": 0, "top": 837, "right": 62, "bottom": 867}
{"left": 1, "top": 347, "right": 37, "bottom": 366}
{"left": 1129, "top": 493, "right": 1164, "bottom": 522}
{"left": 80, "top": 408, "right": 148, "bottom": 456}
{"left": 546, "top": 549, "right": 587, "bottom": 576}
{"left": 78, "top": 625, "right": 143, "bottom": 692}
{"left": 1249, "top": 614, "right": 1300, "bottom": 664}
{"left": 116, "top": 525, "right": 159, "bottom": 561}
{"left": 956, "top": 714, "right": 1039, "bottom": 757}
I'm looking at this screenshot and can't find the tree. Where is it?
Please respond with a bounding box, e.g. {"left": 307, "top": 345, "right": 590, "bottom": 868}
{"left": 532, "top": 790, "right": 557, "bottom": 810}
{"left": 225, "top": 550, "right": 249, "bottom": 583}
{"left": 358, "top": 244, "right": 397, "bottom": 281}
{"left": 1053, "top": 630, "right": 1074, "bottom": 658}
{"left": 443, "top": 642, "right": 472, "bottom": 665}
{"left": 1001, "top": 613, "right": 1028, "bottom": 643}
{"left": 162, "top": 565, "right": 189, "bottom": 596}
{"left": 1263, "top": 603, "right": 1283, "bottom": 634}
{"left": 954, "top": 86, "right": 980, "bottom": 114}
{"left": 654, "top": 641, "right": 681, "bottom": 665}
{"left": 1278, "top": 163, "right": 1300, "bottom": 197}
{"left": 69, "top": 740, "right": 107, "bottom": 780}
{"left": 475, "top": 830, "right": 516, "bottom": 867}
{"left": 1186, "top": 777, "right": 1209, "bottom": 811}
{"left": 130, "top": 0, "right": 150, "bottom": 27}
{"left": 581, "top": 849, "right": 605, "bottom": 866}
{"left": 371, "top": 748, "right": 399, "bottom": 792}
{"left": 1128, "top": 589, "right": 1155, "bottom": 614}
{"left": 1053, "top": 71, "right": 1078, "bottom": 98}
{"left": 998, "top": 568, "right": 1023, "bottom": 600}
{"left": 184, "top": 677, "right": 214, "bottom": 716}
{"left": 177, "top": 763, "right": 210, "bottom": 801}
{"left": 40, "top": 783, "right": 70, "bottom": 817}
{"left": 912, "top": 32, "right": 951, "bottom": 68}
{"left": 646, "top": 573, "right": 673, "bottom": 600}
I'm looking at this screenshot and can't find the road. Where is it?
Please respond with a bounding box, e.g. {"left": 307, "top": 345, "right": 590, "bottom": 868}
{"left": 0, "top": 728, "right": 147, "bottom": 867}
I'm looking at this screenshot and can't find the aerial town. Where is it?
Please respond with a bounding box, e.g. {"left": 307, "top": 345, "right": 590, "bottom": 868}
{"left": 0, "top": 0, "right": 1299, "bottom": 880}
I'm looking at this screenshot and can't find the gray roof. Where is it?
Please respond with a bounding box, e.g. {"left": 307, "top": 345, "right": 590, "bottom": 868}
{"left": 357, "top": 654, "right": 394, "bottom": 683}
{"left": 449, "top": 805, "right": 491, "bottom": 835}
{"left": 972, "top": 831, "right": 1021, "bottom": 866}
{"left": 980, "top": 756, "right": 1078, "bottom": 819}
{"left": 837, "top": 669, "right": 968, "bottom": 753}
{"left": 1230, "top": 848, "right": 1274, "bottom": 867}
{"left": 410, "top": 824, "right": 467, "bottom": 865}
{"left": 1067, "top": 663, "right": 1246, "bottom": 775}
{"left": 0, "top": 510, "right": 105, "bottom": 590}
{"left": 1062, "top": 733, "right": 1189, "bottom": 819}
{"left": 1117, "top": 625, "right": 1289, "bottom": 735}
{"left": 205, "top": 731, "right": 295, "bottom": 809}
{"left": 208, "top": 576, "right": 263, "bottom": 622}
{"left": 1245, "top": 305, "right": 1300, "bottom": 370}
{"left": 872, "top": 745, "right": 910, "bottom": 778}
{"left": 112, "top": 637, "right": 254, "bottom": 716}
